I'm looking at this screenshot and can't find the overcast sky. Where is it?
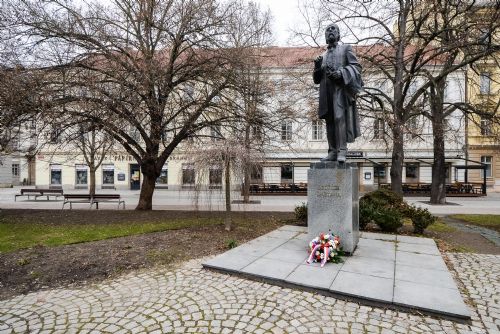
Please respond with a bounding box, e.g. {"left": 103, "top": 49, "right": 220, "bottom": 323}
{"left": 253, "top": 0, "right": 302, "bottom": 46}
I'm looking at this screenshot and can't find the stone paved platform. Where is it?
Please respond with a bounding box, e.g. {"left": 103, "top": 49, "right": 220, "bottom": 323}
{"left": 203, "top": 226, "right": 471, "bottom": 320}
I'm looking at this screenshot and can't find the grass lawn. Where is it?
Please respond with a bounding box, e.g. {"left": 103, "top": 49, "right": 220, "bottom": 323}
{"left": 0, "top": 210, "right": 294, "bottom": 299}
{"left": 427, "top": 219, "right": 457, "bottom": 233}
{"left": 0, "top": 217, "right": 223, "bottom": 253}
{"left": 450, "top": 214, "right": 500, "bottom": 232}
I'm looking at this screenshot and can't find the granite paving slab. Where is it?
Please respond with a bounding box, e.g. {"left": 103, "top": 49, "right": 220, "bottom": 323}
{"left": 397, "top": 242, "right": 441, "bottom": 255}
{"left": 202, "top": 227, "right": 471, "bottom": 320}
{"left": 330, "top": 271, "right": 394, "bottom": 303}
{"left": 276, "top": 225, "right": 308, "bottom": 233}
{"left": 280, "top": 238, "right": 310, "bottom": 251}
{"left": 263, "top": 248, "right": 308, "bottom": 264}
{"left": 395, "top": 264, "right": 457, "bottom": 289}
{"left": 285, "top": 263, "right": 342, "bottom": 289}
{"left": 340, "top": 256, "right": 395, "bottom": 279}
{"left": 396, "top": 251, "right": 448, "bottom": 271}
{"left": 240, "top": 258, "right": 299, "bottom": 280}
{"left": 202, "top": 252, "right": 258, "bottom": 272}
{"left": 360, "top": 232, "right": 396, "bottom": 241}
{"left": 393, "top": 280, "right": 470, "bottom": 318}
{"left": 357, "top": 237, "right": 396, "bottom": 249}
{"left": 397, "top": 235, "right": 437, "bottom": 246}
{"left": 354, "top": 243, "right": 396, "bottom": 261}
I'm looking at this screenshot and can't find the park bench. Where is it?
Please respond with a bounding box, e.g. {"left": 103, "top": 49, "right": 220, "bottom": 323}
{"left": 62, "top": 194, "right": 126, "bottom": 210}
{"left": 15, "top": 188, "right": 64, "bottom": 201}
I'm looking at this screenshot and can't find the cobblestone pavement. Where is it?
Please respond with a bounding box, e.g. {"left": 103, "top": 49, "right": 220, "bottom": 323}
{"left": 0, "top": 253, "right": 498, "bottom": 334}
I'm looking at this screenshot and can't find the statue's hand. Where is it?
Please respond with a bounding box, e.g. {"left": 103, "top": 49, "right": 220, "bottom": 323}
{"left": 330, "top": 70, "right": 342, "bottom": 80}
{"left": 314, "top": 55, "right": 323, "bottom": 67}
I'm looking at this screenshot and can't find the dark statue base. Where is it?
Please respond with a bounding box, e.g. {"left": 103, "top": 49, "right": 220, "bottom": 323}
{"left": 307, "top": 162, "right": 359, "bottom": 254}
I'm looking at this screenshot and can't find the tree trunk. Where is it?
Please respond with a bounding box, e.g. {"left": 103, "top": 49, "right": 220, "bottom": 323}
{"left": 224, "top": 153, "right": 232, "bottom": 231}
{"left": 242, "top": 165, "right": 251, "bottom": 203}
{"left": 390, "top": 126, "right": 404, "bottom": 195}
{"left": 89, "top": 167, "right": 96, "bottom": 196}
{"left": 430, "top": 88, "right": 447, "bottom": 204}
{"left": 430, "top": 121, "right": 447, "bottom": 204}
{"left": 136, "top": 162, "right": 158, "bottom": 210}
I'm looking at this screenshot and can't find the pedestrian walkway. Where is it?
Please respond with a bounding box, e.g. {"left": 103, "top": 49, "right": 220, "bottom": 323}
{"left": 0, "top": 253, "right": 498, "bottom": 333}
{"left": 2, "top": 187, "right": 500, "bottom": 214}
{"left": 442, "top": 216, "right": 500, "bottom": 247}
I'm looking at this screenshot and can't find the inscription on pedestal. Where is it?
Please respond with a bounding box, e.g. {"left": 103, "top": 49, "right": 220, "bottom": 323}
{"left": 307, "top": 163, "right": 359, "bottom": 254}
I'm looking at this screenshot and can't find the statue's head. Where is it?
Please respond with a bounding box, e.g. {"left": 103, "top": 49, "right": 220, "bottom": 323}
{"left": 325, "top": 23, "right": 340, "bottom": 45}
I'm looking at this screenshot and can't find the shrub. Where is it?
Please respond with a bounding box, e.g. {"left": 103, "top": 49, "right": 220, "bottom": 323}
{"left": 359, "top": 201, "right": 377, "bottom": 230}
{"left": 360, "top": 188, "right": 406, "bottom": 211}
{"left": 408, "top": 206, "right": 436, "bottom": 234}
{"left": 294, "top": 202, "right": 308, "bottom": 222}
{"left": 373, "top": 206, "right": 403, "bottom": 232}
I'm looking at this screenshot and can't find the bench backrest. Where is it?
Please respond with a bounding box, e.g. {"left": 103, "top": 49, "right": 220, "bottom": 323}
{"left": 64, "top": 194, "right": 92, "bottom": 199}
{"left": 20, "top": 189, "right": 42, "bottom": 194}
{"left": 93, "top": 194, "right": 120, "bottom": 199}
{"left": 41, "top": 189, "right": 64, "bottom": 194}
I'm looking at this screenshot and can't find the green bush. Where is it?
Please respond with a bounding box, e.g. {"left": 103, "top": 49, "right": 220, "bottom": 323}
{"left": 359, "top": 201, "right": 377, "bottom": 230}
{"left": 373, "top": 206, "right": 403, "bottom": 232}
{"left": 408, "top": 206, "right": 436, "bottom": 234}
{"left": 360, "top": 188, "right": 406, "bottom": 210}
{"left": 294, "top": 202, "right": 308, "bottom": 222}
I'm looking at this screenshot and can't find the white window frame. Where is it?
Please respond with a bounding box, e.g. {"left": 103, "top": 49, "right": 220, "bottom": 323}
{"left": 481, "top": 156, "right": 492, "bottom": 178}
{"left": 479, "top": 72, "right": 491, "bottom": 94}
{"left": 311, "top": 120, "right": 324, "bottom": 141}
{"left": 281, "top": 121, "right": 292, "bottom": 141}
{"left": 374, "top": 118, "right": 385, "bottom": 139}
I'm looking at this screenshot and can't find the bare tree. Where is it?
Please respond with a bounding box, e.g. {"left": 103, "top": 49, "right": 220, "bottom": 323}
{"left": 294, "top": 0, "right": 499, "bottom": 199}
{"left": 3, "top": 0, "right": 272, "bottom": 209}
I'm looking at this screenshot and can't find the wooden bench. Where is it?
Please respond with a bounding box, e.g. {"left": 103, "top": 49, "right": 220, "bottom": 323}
{"left": 62, "top": 194, "right": 125, "bottom": 210}
{"left": 15, "top": 188, "right": 64, "bottom": 201}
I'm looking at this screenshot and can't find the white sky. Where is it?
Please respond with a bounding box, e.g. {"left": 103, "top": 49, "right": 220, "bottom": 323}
{"left": 253, "top": 0, "right": 302, "bottom": 46}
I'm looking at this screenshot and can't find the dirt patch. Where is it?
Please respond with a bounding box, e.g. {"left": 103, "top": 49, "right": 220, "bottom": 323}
{"left": 0, "top": 210, "right": 296, "bottom": 300}
{"left": 427, "top": 229, "right": 500, "bottom": 255}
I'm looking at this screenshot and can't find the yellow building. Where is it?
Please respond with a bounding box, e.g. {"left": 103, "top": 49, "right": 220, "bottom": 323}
{"left": 467, "top": 57, "right": 500, "bottom": 191}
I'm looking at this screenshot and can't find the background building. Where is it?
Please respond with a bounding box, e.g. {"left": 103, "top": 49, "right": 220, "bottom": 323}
{"left": 28, "top": 46, "right": 474, "bottom": 193}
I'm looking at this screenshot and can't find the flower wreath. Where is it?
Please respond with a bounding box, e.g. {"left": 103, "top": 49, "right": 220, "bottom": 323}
{"left": 306, "top": 233, "right": 342, "bottom": 267}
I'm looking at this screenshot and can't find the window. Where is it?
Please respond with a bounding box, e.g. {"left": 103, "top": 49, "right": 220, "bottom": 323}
{"left": 102, "top": 164, "right": 115, "bottom": 185}
{"left": 405, "top": 117, "right": 419, "bottom": 139}
{"left": 49, "top": 125, "right": 62, "bottom": 144}
{"left": 374, "top": 165, "right": 386, "bottom": 177}
{"left": 406, "top": 163, "right": 419, "bottom": 179}
{"left": 182, "top": 163, "right": 195, "bottom": 186}
{"left": 281, "top": 121, "right": 292, "bottom": 141}
{"left": 480, "top": 117, "right": 492, "bottom": 136}
{"left": 373, "top": 118, "right": 385, "bottom": 139}
{"left": 311, "top": 120, "right": 324, "bottom": 140}
{"left": 12, "top": 164, "right": 19, "bottom": 177}
{"left": 251, "top": 125, "right": 262, "bottom": 140}
{"left": 75, "top": 165, "right": 88, "bottom": 186}
{"left": 156, "top": 166, "right": 168, "bottom": 185}
{"left": 209, "top": 166, "right": 222, "bottom": 188}
{"left": 481, "top": 156, "right": 492, "bottom": 178}
{"left": 250, "top": 165, "right": 262, "bottom": 181}
{"left": 210, "top": 125, "right": 222, "bottom": 141}
{"left": 281, "top": 164, "right": 293, "bottom": 181}
{"left": 480, "top": 73, "right": 491, "bottom": 94}
{"left": 50, "top": 165, "right": 62, "bottom": 185}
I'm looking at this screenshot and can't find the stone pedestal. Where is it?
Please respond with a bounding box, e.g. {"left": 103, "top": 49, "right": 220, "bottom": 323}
{"left": 307, "top": 162, "right": 359, "bottom": 254}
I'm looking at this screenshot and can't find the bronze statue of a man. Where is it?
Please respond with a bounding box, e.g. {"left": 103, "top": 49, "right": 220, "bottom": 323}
{"left": 313, "top": 23, "right": 363, "bottom": 162}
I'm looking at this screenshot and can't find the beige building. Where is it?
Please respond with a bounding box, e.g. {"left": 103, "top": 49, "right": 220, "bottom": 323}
{"left": 29, "top": 46, "right": 473, "bottom": 194}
